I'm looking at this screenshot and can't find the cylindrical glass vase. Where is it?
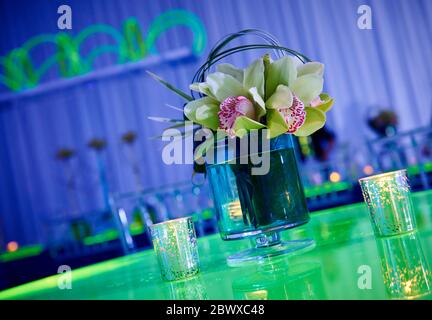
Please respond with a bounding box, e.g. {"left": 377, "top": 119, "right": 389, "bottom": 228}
{"left": 207, "top": 133, "right": 313, "bottom": 266}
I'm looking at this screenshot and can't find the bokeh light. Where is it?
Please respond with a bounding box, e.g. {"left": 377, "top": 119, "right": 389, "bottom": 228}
{"left": 363, "top": 165, "right": 374, "bottom": 175}
{"left": 6, "top": 241, "right": 19, "bottom": 252}
{"left": 329, "top": 172, "right": 341, "bottom": 183}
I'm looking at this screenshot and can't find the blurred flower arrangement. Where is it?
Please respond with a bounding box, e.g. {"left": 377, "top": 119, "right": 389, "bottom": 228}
{"left": 367, "top": 110, "right": 398, "bottom": 137}
{"left": 121, "top": 131, "right": 143, "bottom": 189}
{"left": 121, "top": 131, "right": 137, "bottom": 144}
{"left": 55, "top": 147, "right": 80, "bottom": 215}
{"left": 149, "top": 52, "right": 333, "bottom": 158}
{"left": 56, "top": 148, "right": 76, "bottom": 160}
{"left": 88, "top": 138, "right": 107, "bottom": 151}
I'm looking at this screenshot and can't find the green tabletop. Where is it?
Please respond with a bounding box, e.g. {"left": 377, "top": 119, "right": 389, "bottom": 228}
{"left": 1, "top": 190, "right": 432, "bottom": 300}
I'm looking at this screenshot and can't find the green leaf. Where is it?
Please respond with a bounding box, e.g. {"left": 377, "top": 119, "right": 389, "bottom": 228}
{"left": 265, "top": 56, "right": 297, "bottom": 98}
{"left": 297, "top": 62, "right": 324, "bottom": 77}
{"left": 266, "top": 85, "right": 293, "bottom": 109}
{"left": 165, "top": 104, "right": 184, "bottom": 112}
{"left": 291, "top": 74, "right": 323, "bottom": 105}
{"left": 266, "top": 109, "right": 289, "bottom": 138}
{"left": 314, "top": 93, "right": 334, "bottom": 113}
{"left": 248, "top": 87, "right": 266, "bottom": 119}
{"left": 216, "top": 63, "right": 244, "bottom": 83}
{"left": 244, "top": 57, "right": 265, "bottom": 98}
{"left": 233, "top": 116, "right": 265, "bottom": 138}
{"left": 165, "top": 122, "right": 194, "bottom": 129}
{"left": 206, "top": 72, "right": 248, "bottom": 102}
{"left": 294, "top": 107, "right": 326, "bottom": 137}
{"left": 184, "top": 97, "right": 220, "bottom": 130}
{"left": 148, "top": 116, "right": 186, "bottom": 124}
{"left": 146, "top": 71, "right": 193, "bottom": 101}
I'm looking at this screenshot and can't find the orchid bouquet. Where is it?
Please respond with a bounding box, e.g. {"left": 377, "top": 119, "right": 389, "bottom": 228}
{"left": 149, "top": 30, "right": 334, "bottom": 161}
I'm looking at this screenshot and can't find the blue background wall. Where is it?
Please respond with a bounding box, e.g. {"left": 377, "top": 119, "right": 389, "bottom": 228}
{"left": 0, "top": 0, "right": 431, "bottom": 245}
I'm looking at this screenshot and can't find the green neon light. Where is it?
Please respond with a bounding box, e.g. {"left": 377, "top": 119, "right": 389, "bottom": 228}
{"left": 123, "top": 17, "right": 146, "bottom": 61}
{"left": 407, "top": 161, "right": 432, "bottom": 175}
{"left": 83, "top": 229, "right": 119, "bottom": 246}
{"left": 84, "top": 45, "right": 123, "bottom": 69}
{"left": 21, "top": 34, "right": 58, "bottom": 51}
{"left": 0, "top": 10, "right": 207, "bottom": 92}
{"left": 74, "top": 24, "right": 127, "bottom": 67}
{"left": 0, "top": 57, "right": 22, "bottom": 90}
{"left": 35, "top": 54, "right": 60, "bottom": 79}
{"left": 56, "top": 33, "right": 82, "bottom": 77}
{"left": 145, "top": 9, "right": 207, "bottom": 55}
{"left": 304, "top": 181, "right": 352, "bottom": 198}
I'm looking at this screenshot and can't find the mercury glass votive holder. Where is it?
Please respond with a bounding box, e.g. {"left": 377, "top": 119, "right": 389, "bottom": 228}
{"left": 167, "top": 275, "right": 208, "bottom": 299}
{"left": 359, "top": 169, "right": 416, "bottom": 237}
{"left": 376, "top": 232, "right": 432, "bottom": 299}
{"left": 149, "top": 217, "right": 200, "bottom": 281}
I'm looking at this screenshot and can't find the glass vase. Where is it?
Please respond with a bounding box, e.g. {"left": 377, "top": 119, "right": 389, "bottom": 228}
{"left": 207, "top": 133, "right": 314, "bottom": 266}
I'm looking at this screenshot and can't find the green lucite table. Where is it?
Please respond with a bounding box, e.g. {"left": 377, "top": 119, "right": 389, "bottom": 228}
{"left": 1, "top": 191, "right": 432, "bottom": 300}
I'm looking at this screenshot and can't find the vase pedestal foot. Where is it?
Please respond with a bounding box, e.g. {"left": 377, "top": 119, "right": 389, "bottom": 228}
{"left": 227, "top": 231, "right": 315, "bottom": 267}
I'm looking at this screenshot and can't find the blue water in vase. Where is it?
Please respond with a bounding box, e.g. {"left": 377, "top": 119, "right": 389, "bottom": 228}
{"left": 207, "top": 135, "right": 309, "bottom": 240}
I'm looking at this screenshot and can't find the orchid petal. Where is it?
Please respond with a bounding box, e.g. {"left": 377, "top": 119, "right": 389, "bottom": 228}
{"left": 190, "top": 82, "right": 217, "bottom": 99}
{"left": 189, "top": 82, "right": 202, "bottom": 92}
{"left": 265, "top": 56, "right": 297, "bottom": 98}
{"left": 297, "top": 62, "right": 324, "bottom": 77}
{"left": 294, "top": 107, "right": 326, "bottom": 137}
{"left": 233, "top": 116, "right": 266, "bottom": 138}
{"left": 216, "top": 63, "right": 244, "bottom": 83}
{"left": 314, "top": 93, "right": 334, "bottom": 113}
{"left": 184, "top": 97, "right": 220, "bottom": 130}
{"left": 266, "top": 85, "right": 293, "bottom": 110}
{"left": 291, "top": 74, "right": 323, "bottom": 105}
{"left": 206, "top": 72, "right": 248, "bottom": 102}
{"left": 244, "top": 57, "right": 265, "bottom": 98}
{"left": 266, "top": 109, "right": 289, "bottom": 139}
{"left": 248, "top": 87, "right": 266, "bottom": 119}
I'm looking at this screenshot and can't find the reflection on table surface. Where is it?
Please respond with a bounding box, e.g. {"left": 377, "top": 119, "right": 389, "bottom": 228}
{"left": 1, "top": 190, "right": 432, "bottom": 300}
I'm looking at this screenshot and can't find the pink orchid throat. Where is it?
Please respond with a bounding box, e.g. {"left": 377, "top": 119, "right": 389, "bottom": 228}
{"left": 278, "top": 95, "right": 306, "bottom": 134}
{"left": 218, "top": 96, "right": 255, "bottom": 136}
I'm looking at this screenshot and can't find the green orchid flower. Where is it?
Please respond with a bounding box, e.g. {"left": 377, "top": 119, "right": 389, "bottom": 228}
{"left": 148, "top": 53, "right": 334, "bottom": 158}
{"left": 188, "top": 57, "right": 268, "bottom": 138}
{"left": 264, "top": 56, "right": 333, "bottom": 138}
